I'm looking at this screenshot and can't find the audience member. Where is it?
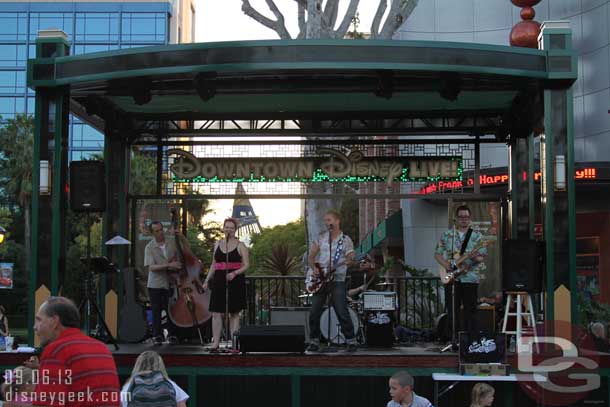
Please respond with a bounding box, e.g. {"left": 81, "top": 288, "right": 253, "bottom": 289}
{"left": 590, "top": 322, "right": 610, "bottom": 353}
{"left": 5, "top": 366, "right": 36, "bottom": 406}
{"left": 121, "top": 351, "right": 188, "bottom": 407}
{"left": 470, "top": 383, "right": 495, "bottom": 407}
{"left": 386, "top": 371, "right": 433, "bottom": 407}
{"left": 33, "top": 296, "right": 120, "bottom": 406}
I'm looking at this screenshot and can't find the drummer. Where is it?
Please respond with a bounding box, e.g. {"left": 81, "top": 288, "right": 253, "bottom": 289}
{"left": 347, "top": 255, "right": 379, "bottom": 299}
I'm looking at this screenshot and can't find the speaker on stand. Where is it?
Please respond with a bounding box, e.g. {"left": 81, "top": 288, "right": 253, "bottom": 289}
{"left": 502, "top": 239, "right": 543, "bottom": 292}
{"left": 70, "top": 161, "right": 106, "bottom": 212}
{"left": 69, "top": 161, "right": 117, "bottom": 348}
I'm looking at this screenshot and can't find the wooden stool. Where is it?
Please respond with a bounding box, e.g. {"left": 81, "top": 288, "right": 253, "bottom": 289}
{"left": 501, "top": 291, "right": 538, "bottom": 352}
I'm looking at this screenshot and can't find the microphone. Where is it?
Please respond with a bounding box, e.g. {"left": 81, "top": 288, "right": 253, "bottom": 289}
{"left": 327, "top": 224, "right": 334, "bottom": 231}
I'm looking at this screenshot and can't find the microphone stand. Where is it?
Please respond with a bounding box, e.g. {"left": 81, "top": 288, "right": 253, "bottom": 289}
{"left": 224, "top": 234, "right": 231, "bottom": 351}
{"left": 323, "top": 225, "right": 338, "bottom": 353}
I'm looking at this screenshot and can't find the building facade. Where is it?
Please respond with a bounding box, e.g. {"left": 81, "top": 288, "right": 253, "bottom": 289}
{"left": 386, "top": 0, "right": 610, "bottom": 303}
{"left": 0, "top": 0, "right": 195, "bottom": 159}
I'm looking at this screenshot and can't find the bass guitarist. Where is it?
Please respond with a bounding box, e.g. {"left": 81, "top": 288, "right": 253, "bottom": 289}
{"left": 434, "top": 205, "right": 487, "bottom": 342}
{"left": 144, "top": 220, "right": 190, "bottom": 345}
{"left": 306, "top": 209, "right": 358, "bottom": 352}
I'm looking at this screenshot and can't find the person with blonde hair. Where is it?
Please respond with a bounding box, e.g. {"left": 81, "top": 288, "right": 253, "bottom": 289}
{"left": 122, "top": 351, "right": 188, "bottom": 407}
{"left": 470, "top": 383, "right": 494, "bottom": 407}
{"left": 4, "top": 366, "right": 36, "bottom": 406}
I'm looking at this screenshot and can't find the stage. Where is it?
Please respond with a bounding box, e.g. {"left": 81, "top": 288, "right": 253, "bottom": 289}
{"left": 2, "top": 341, "right": 608, "bottom": 407}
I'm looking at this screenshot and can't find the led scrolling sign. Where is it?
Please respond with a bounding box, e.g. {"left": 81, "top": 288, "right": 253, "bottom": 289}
{"left": 168, "top": 148, "right": 462, "bottom": 185}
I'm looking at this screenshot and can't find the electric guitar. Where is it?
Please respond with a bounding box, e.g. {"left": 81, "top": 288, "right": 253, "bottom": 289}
{"left": 438, "top": 240, "right": 490, "bottom": 285}
{"left": 305, "top": 253, "right": 367, "bottom": 294}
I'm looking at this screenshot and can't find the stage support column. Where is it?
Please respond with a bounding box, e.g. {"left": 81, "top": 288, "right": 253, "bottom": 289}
{"left": 508, "top": 134, "right": 535, "bottom": 239}
{"left": 102, "top": 125, "right": 131, "bottom": 337}
{"left": 538, "top": 22, "right": 577, "bottom": 329}
{"left": 29, "top": 30, "right": 70, "bottom": 345}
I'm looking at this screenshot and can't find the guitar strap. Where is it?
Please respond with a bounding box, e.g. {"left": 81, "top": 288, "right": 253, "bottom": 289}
{"left": 459, "top": 228, "right": 473, "bottom": 256}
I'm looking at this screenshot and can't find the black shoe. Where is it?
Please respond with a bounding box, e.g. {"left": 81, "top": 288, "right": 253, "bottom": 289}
{"left": 346, "top": 343, "right": 357, "bottom": 352}
{"left": 167, "top": 336, "right": 179, "bottom": 345}
{"left": 306, "top": 342, "right": 320, "bottom": 352}
{"left": 152, "top": 336, "right": 164, "bottom": 346}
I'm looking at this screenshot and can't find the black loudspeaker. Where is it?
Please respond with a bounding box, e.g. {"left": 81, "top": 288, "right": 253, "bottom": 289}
{"left": 70, "top": 161, "right": 106, "bottom": 212}
{"left": 270, "top": 307, "right": 310, "bottom": 341}
{"left": 502, "top": 239, "right": 543, "bottom": 292}
{"left": 238, "top": 325, "right": 305, "bottom": 353}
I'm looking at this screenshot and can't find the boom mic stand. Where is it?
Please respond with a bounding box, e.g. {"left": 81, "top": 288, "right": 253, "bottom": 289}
{"left": 78, "top": 208, "right": 119, "bottom": 350}
{"left": 441, "top": 276, "right": 458, "bottom": 353}
{"left": 322, "top": 225, "right": 338, "bottom": 353}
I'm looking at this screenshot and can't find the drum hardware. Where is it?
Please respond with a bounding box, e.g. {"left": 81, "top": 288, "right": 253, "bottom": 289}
{"left": 376, "top": 282, "right": 396, "bottom": 287}
{"left": 320, "top": 307, "right": 361, "bottom": 345}
{"left": 298, "top": 293, "right": 313, "bottom": 298}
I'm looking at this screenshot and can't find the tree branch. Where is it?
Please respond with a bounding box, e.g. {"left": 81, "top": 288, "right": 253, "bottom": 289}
{"left": 370, "top": 0, "right": 388, "bottom": 39}
{"left": 323, "top": 0, "right": 340, "bottom": 30}
{"left": 333, "top": 0, "right": 361, "bottom": 39}
{"left": 241, "top": 0, "right": 292, "bottom": 39}
{"left": 297, "top": 2, "right": 306, "bottom": 39}
{"left": 379, "top": 0, "right": 418, "bottom": 39}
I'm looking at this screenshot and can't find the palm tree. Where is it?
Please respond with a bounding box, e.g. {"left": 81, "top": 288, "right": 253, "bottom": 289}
{"left": 260, "top": 243, "right": 302, "bottom": 306}
{"left": 0, "top": 115, "right": 33, "bottom": 264}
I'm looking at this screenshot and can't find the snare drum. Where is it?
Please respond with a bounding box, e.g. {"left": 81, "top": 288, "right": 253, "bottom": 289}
{"left": 320, "top": 307, "right": 360, "bottom": 345}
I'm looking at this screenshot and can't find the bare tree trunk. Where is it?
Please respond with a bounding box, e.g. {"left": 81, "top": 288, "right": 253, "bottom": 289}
{"left": 306, "top": 0, "right": 324, "bottom": 39}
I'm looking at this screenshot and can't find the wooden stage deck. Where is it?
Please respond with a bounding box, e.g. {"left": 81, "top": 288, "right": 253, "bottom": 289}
{"left": 1, "top": 342, "right": 608, "bottom": 407}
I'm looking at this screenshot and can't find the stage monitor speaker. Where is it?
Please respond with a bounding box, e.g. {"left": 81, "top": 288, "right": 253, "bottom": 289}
{"left": 270, "top": 307, "right": 310, "bottom": 341}
{"left": 70, "top": 161, "right": 106, "bottom": 212}
{"left": 238, "top": 325, "right": 305, "bottom": 353}
{"left": 502, "top": 239, "right": 543, "bottom": 292}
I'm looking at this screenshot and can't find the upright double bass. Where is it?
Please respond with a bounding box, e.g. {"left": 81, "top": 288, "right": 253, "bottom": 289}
{"left": 168, "top": 208, "right": 211, "bottom": 342}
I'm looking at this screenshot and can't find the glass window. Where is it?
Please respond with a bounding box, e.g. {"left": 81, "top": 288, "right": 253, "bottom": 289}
{"left": 0, "top": 13, "right": 27, "bottom": 40}
{"left": 29, "top": 13, "right": 73, "bottom": 40}
{"left": 26, "top": 97, "right": 34, "bottom": 115}
{"left": 0, "top": 44, "right": 27, "bottom": 67}
{"left": 0, "top": 97, "right": 26, "bottom": 120}
{"left": 73, "top": 43, "right": 119, "bottom": 55}
{"left": 121, "top": 12, "right": 166, "bottom": 43}
{"left": 70, "top": 122, "right": 103, "bottom": 149}
{"left": 75, "top": 13, "right": 119, "bottom": 42}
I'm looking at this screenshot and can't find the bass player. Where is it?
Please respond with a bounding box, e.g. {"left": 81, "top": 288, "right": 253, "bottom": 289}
{"left": 306, "top": 210, "right": 358, "bottom": 352}
{"left": 434, "top": 204, "right": 487, "bottom": 342}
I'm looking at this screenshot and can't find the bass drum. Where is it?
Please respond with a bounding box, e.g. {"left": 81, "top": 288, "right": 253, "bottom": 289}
{"left": 435, "top": 313, "right": 452, "bottom": 342}
{"left": 365, "top": 311, "right": 395, "bottom": 347}
{"left": 320, "top": 307, "right": 360, "bottom": 345}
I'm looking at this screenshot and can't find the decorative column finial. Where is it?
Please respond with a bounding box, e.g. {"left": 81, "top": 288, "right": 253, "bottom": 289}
{"left": 509, "top": 0, "right": 542, "bottom": 48}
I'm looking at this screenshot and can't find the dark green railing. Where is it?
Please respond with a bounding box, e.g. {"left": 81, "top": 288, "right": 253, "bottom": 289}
{"left": 245, "top": 275, "right": 444, "bottom": 329}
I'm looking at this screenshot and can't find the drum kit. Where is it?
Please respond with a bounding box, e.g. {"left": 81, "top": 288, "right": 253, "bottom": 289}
{"left": 298, "top": 281, "right": 398, "bottom": 347}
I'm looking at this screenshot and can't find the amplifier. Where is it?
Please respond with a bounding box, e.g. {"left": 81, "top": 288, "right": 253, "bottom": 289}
{"left": 362, "top": 291, "right": 397, "bottom": 311}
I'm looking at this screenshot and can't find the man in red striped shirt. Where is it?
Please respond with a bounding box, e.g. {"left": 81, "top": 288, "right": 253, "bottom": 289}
{"left": 32, "top": 296, "right": 120, "bottom": 406}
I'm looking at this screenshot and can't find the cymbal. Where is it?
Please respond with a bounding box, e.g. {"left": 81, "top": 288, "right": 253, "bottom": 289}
{"left": 298, "top": 293, "right": 312, "bottom": 298}
{"left": 377, "top": 282, "right": 396, "bottom": 286}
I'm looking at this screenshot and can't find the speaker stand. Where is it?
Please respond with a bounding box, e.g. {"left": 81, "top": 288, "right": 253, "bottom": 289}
{"left": 501, "top": 291, "right": 538, "bottom": 353}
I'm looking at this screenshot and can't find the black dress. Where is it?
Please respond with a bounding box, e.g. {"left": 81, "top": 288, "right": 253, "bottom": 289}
{"left": 209, "top": 245, "right": 247, "bottom": 313}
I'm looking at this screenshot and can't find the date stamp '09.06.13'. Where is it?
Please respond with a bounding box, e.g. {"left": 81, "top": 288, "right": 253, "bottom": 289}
{"left": 3, "top": 369, "right": 131, "bottom": 405}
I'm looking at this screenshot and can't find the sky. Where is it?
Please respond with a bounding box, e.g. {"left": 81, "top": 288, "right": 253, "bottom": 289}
{"left": 194, "top": 1, "right": 379, "bottom": 228}
{"left": 197, "top": 0, "right": 378, "bottom": 42}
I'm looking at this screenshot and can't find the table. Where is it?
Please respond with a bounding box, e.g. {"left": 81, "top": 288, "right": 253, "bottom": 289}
{"left": 432, "top": 372, "right": 547, "bottom": 406}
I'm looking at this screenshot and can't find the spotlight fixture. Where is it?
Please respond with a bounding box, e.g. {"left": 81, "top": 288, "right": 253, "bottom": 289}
{"left": 439, "top": 73, "right": 462, "bottom": 102}
{"left": 194, "top": 72, "right": 217, "bottom": 102}
{"left": 374, "top": 71, "right": 394, "bottom": 99}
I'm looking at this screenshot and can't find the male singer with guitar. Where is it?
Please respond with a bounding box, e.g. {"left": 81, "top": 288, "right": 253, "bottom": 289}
{"left": 434, "top": 205, "right": 487, "bottom": 342}
{"left": 306, "top": 210, "right": 358, "bottom": 352}
{"left": 144, "top": 220, "right": 189, "bottom": 345}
